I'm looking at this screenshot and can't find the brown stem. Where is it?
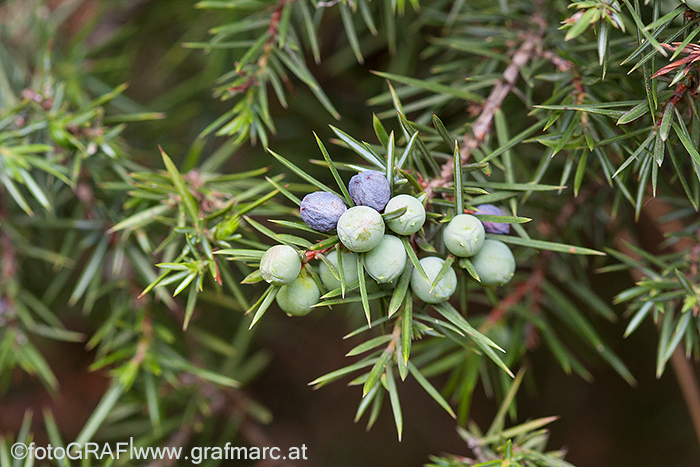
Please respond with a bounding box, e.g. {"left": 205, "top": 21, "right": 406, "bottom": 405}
{"left": 670, "top": 345, "right": 700, "bottom": 447}
{"left": 484, "top": 257, "right": 545, "bottom": 329}
{"left": 481, "top": 187, "right": 595, "bottom": 336}
{"left": 0, "top": 191, "right": 17, "bottom": 317}
{"left": 614, "top": 196, "right": 700, "bottom": 449}
{"left": 424, "top": 14, "right": 546, "bottom": 203}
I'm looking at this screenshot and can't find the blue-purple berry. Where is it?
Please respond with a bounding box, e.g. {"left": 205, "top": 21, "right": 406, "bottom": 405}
{"left": 348, "top": 171, "right": 391, "bottom": 212}
{"left": 475, "top": 204, "right": 510, "bottom": 235}
{"left": 300, "top": 191, "right": 347, "bottom": 232}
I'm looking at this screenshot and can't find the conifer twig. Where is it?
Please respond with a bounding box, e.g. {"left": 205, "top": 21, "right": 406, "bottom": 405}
{"left": 670, "top": 343, "right": 700, "bottom": 448}
{"left": 424, "top": 15, "right": 546, "bottom": 202}
{"left": 613, "top": 197, "right": 700, "bottom": 447}
{"left": 0, "top": 193, "right": 17, "bottom": 290}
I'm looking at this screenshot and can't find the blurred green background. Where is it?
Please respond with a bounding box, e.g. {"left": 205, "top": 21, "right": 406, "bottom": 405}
{"left": 1, "top": 0, "right": 699, "bottom": 465}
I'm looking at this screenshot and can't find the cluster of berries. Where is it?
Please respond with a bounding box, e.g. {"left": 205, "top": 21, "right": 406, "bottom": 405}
{"left": 443, "top": 206, "right": 515, "bottom": 288}
{"left": 259, "top": 170, "right": 514, "bottom": 316}
{"left": 259, "top": 243, "right": 318, "bottom": 316}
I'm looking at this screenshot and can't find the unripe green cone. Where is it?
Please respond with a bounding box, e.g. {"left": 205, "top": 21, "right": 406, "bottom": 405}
{"left": 471, "top": 239, "right": 515, "bottom": 287}
{"left": 260, "top": 245, "right": 301, "bottom": 286}
{"left": 443, "top": 214, "right": 485, "bottom": 257}
{"left": 276, "top": 274, "right": 320, "bottom": 316}
{"left": 363, "top": 235, "right": 407, "bottom": 283}
{"left": 337, "top": 206, "right": 385, "bottom": 252}
{"left": 685, "top": 0, "right": 700, "bottom": 12}
{"left": 410, "top": 256, "right": 457, "bottom": 304}
{"left": 319, "top": 250, "right": 358, "bottom": 290}
{"left": 385, "top": 194, "right": 426, "bottom": 235}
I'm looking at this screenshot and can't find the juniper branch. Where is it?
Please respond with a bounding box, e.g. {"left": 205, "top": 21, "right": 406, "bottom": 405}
{"left": 612, "top": 195, "right": 700, "bottom": 446}
{"left": 424, "top": 14, "right": 546, "bottom": 203}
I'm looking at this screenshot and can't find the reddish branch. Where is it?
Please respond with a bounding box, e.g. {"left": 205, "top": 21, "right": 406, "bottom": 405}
{"left": 652, "top": 42, "right": 700, "bottom": 80}
{"left": 614, "top": 197, "right": 700, "bottom": 447}
{"left": 229, "top": 0, "right": 294, "bottom": 96}
{"left": 424, "top": 15, "right": 547, "bottom": 202}
{"left": 0, "top": 228, "right": 16, "bottom": 284}
{"left": 486, "top": 257, "right": 547, "bottom": 326}
{"left": 0, "top": 192, "right": 17, "bottom": 317}
{"left": 482, "top": 184, "right": 598, "bottom": 348}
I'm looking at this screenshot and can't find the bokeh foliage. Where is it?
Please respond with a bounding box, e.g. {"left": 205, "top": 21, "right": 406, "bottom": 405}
{"left": 1, "top": 0, "right": 699, "bottom": 466}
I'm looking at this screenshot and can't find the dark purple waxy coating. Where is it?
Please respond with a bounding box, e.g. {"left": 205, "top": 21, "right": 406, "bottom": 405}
{"left": 476, "top": 204, "right": 510, "bottom": 235}
{"left": 348, "top": 171, "right": 391, "bottom": 212}
{"left": 300, "top": 191, "right": 347, "bottom": 232}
